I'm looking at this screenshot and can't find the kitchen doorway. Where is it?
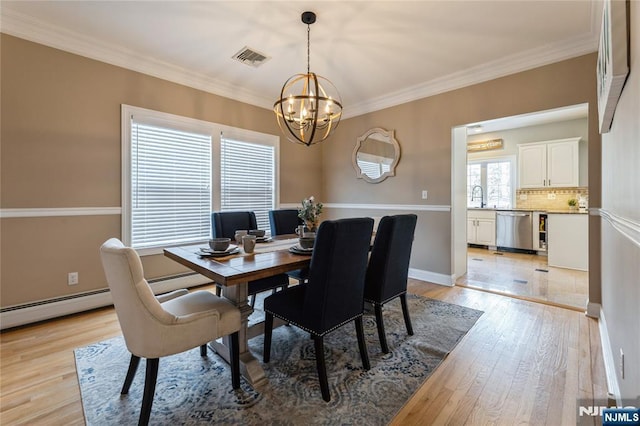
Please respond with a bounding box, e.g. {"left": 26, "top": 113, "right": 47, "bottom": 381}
{"left": 458, "top": 247, "right": 588, "bottom": 310}
{"left": 451, "top": 104, "right": 590, "bottom": 311}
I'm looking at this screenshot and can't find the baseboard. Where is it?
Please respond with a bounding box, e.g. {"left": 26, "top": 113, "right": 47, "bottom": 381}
{"left": 598, "top": 306, "right": 622, "bottom": 405}
{"left": 1, "top": 267, "right": 455, "bottom": 329}
{"left": 0, "top": 273, "right": 210, "bottom": 330}
{"left": 408, "top": 268, "right": 455, "bottom": 287}
{"left": 586, "top": 300, "right": 601, "bottom": 318}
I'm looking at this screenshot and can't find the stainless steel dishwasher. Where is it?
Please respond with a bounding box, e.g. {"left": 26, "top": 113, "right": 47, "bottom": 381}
{"left": 496, "top": 210, "right": 533, "bottom": 250}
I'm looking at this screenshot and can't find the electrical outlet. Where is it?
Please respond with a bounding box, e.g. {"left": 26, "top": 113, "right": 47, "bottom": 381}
{"left": 547, "top": 193, "right": 556, "bottom": 200}
{"left": 421, "top": 190, "right": 428, "bottom": 200}
{"left": 68, "top": 272, "right": 79, "bottom": 286}
{"left": 620, "top": 349, "right": 625, "bottom": 379}
{"left": 519, "top": 194, "right": 528, "bottom": 200}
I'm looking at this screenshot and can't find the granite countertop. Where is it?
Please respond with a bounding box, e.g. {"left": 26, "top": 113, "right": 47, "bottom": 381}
{"left": 546, "top": 209, "right": 589, "bottom": 214}
{"left": 467, "top": 208, "right": 589, "bottom": 214}
{"left": 468, "top": 208, "right": 541, "bottom": 212}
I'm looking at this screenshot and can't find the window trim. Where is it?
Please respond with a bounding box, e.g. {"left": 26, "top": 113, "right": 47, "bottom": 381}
{"left": 122, "top": 104, "right": 280, "bottom": 255}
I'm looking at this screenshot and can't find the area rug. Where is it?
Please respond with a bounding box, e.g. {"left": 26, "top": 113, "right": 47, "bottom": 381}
{"left": 75, "top": 294, "right": 483, "bottom": 425}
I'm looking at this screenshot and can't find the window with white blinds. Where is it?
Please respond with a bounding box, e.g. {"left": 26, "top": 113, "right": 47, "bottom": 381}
{"left": 122, "top": 105, "right": 280, "bottom": 254}
{"left": 130, "top": 122, "right": 212, "bottom": 249}
{"left": 220, "top": 136, "right": 275, "bottom": 231}
{"left": 356, "top": 159, "right": 391, "bottom": 179}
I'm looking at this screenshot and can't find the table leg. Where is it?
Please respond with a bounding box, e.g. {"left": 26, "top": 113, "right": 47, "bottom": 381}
{"left": 210, "top": 282, "right": 267, "bottom": 387}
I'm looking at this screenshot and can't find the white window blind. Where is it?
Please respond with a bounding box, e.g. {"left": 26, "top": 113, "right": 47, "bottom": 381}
{"left": 131, "top": 121, "right": 211, "bottom": 249}
{"left": 356, "top": 159, "right": 391, "bottom": 179}
{"left": 220, "top": 136, "right": 275, "bottom": 231}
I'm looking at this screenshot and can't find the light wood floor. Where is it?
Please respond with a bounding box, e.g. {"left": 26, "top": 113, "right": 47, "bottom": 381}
{"left": 458, "top": 247, "right": 589, "bottom": 310}
{"left": 1, "top": 281, "right": 607, "bottom": 425}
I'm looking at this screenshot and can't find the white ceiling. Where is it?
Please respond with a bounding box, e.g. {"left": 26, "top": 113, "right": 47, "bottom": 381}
{"left": 1, "top": 1, "right": 601, "bottom": 121}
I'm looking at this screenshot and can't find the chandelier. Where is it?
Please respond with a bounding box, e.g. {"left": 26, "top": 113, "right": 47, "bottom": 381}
{"left": 274, "top": 11, "right": 343, "bottom": 147}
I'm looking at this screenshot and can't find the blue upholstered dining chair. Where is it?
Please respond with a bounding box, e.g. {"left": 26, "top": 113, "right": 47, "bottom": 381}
{"left": 268, "top": 209, "right": 308, "bottom": 284}
{"left": 268, "top": 208, "right": 303, "bottom": 236}
{"left": 364, "top": 214, "right": 417, "bottom": 353}
{"left": 263, "top": 217, "right": 374, "bottom": 402}
{"left": 99, "top": 238, "right": 241, "bottom": 426}
{"left": 212, "top": 211, "right": 258, "bottom": 240}
{"left": 211, "top": 211, "right": 290, "bottom": 306}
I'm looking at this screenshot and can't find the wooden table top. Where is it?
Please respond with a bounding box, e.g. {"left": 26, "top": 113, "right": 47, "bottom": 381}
{"left": 163, "top": 235, "right": 310, "bottom": 286}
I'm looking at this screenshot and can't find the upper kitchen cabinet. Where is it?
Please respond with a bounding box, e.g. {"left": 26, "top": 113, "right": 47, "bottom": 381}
{"left": 518, "top": 137, "right": 580, "bottom": 188}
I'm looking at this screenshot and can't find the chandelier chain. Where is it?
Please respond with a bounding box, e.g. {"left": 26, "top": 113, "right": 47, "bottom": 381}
{"left": 307, "top": 24, "right": 310, "bottom": 75}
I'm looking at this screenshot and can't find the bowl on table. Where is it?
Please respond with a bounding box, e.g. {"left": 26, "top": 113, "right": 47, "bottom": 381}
{"left": 298, "top": 237, "right": 315, "bottom": 250}
{"left": 209, "top": 238, "right": 231, "bottom": 252}
{"left": 248, "top": 229, "right": 266, "bottom": 238}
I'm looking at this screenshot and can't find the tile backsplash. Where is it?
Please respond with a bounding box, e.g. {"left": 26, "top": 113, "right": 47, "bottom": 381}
{"left": 515, "top": 187, "right": 588, "bottom": 210}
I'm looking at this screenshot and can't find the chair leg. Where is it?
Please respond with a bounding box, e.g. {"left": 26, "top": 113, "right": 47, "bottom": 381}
{"left": 313, "top": 336, "right": 330, "bottom": 402}
{"left": 250, "top": 294, "right": 256, "bottom": 308}
{"left": 374, "top": 304, "right": 390, "bottom": 354}
{"left": 121, "top": 354, "right": 141, "bottom": 394}
{"left": 355, "top": 316, "right": 370, "bottom": 370}
{"left": 215, "top": 285, "right": 221, "bottom": 297}
{"left": 200, "top": 344, "right": 207, "bottom": 356}
{"left": 229, "top": 331, "right": 240, "bottom": 390}
{"left": 263, "top": 312, "right": 274, "bottom": 363}
{"left": 139, "top": 358, "right": 159, "bottom": 426}
{"left": 399, "top": 293, "right": 414, "bottom": 335}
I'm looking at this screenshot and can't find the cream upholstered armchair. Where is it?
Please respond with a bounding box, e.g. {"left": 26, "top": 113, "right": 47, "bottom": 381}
{"left": 99, "top": 238, "right": 241, "bottom": 426}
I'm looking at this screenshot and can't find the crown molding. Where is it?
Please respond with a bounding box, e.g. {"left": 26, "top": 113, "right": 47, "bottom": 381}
{"left": 2, "top": 8, "right": 598, "bottom": 118}
{"left": 0, "top": 9, "right": 274, "bottom": 110}
{"left": 344, "top": 33, "right": 599, "bottom": 119}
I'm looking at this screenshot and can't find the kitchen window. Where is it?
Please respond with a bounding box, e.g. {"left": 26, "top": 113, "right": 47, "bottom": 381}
{"left": 467, "top": 157, "right": 514, "bottom": 209}
{"left": 122, "top": 105, "right": 279, "bottom": 254}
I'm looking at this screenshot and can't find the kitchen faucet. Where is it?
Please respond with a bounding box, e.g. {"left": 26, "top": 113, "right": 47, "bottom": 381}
{"left": 471, "top": 185, "right": 485, "bottom": 208}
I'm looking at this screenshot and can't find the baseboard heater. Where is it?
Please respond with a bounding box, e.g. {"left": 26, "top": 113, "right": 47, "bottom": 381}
{"left": 0, "top": 273, "right": 211, "bottom": 330}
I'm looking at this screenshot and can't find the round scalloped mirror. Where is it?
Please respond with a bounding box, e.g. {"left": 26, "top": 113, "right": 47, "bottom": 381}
{"left": 352, "top": 128, "right": 400, "bottom": 183}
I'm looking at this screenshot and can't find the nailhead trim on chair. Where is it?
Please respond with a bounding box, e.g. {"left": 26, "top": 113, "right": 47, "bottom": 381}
{"left": 265, "top": 310, "right": 364, "bottom": 337}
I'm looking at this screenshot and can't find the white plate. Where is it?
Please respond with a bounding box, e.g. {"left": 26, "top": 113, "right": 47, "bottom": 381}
{"left": 256, "top": 237, "right": 272, "bottom": 243}
{"left": 199, "top": 245, "right": 238, "bottom": 254}
{"left": 289, "top": 245, "right": 313, "bottom": 255}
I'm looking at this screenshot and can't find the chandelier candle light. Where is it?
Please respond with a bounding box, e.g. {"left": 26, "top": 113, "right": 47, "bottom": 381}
{"left": 274, "top": 11, "right": 343, "bottom": 146}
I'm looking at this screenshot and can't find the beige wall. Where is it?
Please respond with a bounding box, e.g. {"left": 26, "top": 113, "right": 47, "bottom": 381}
{"left": 599, "top": 1, "right": 640, "bottom": 399}
{"left": 323, "top": 54, "right": 601, "bottom": 297}
{"left": 0, "top": 35, "right": 322, "bottom": 306}
{"left": 1, "top": 35, "right": 603, "bottom": 317}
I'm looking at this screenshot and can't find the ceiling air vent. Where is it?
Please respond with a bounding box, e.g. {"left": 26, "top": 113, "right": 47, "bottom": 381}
{"left": 232, "top": 46, "right": 271, "bottom": 68}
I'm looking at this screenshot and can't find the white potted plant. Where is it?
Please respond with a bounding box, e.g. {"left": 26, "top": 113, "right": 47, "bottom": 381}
{"left": 298, "top": 196, "right": 323, "bottom": 232}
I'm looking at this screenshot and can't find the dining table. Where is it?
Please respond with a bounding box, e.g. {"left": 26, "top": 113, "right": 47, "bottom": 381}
{"left": 163, "top": 234, "right": 310, "bottom": 386}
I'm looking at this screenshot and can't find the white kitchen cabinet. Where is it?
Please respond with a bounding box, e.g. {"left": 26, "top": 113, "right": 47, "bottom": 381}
{"left": 547, "top": 213, "right": 588, "bottom": 271}
{"left": 467, "top": 209, "right": 496, "bottom": 246}
{"left": 518, "top": 137, "right": 580, "bottom": 188}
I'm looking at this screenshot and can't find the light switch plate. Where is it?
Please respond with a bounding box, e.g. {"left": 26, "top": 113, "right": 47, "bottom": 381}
{"left": 421, "top": 190, "right": 428, "bottom": 200}
{"left": 547, "top": 193, "right": 556, "bottom": 200}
